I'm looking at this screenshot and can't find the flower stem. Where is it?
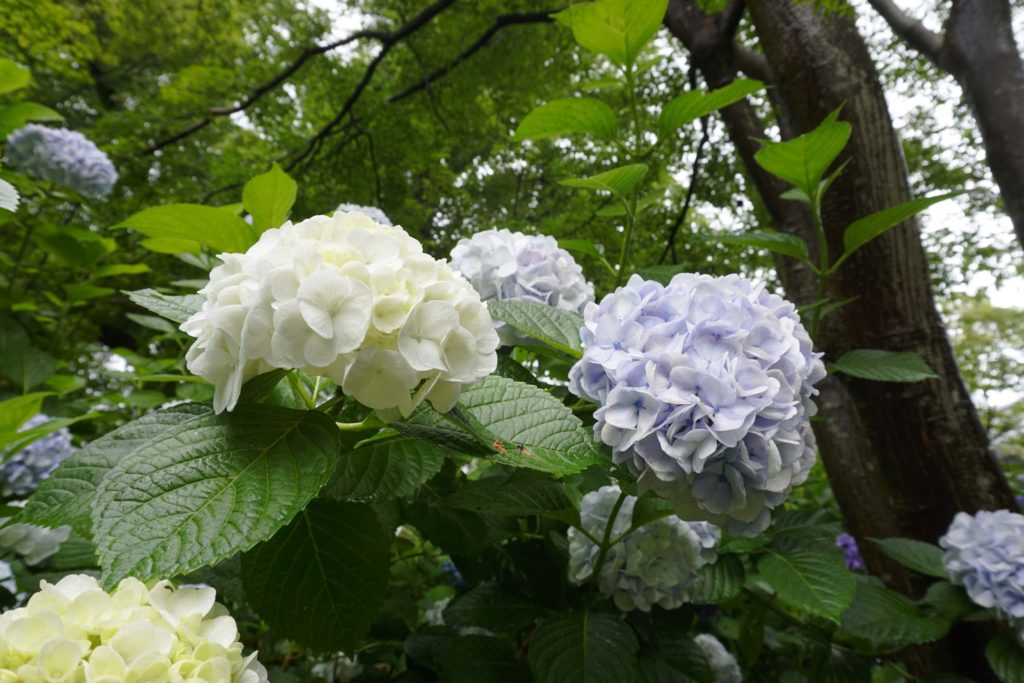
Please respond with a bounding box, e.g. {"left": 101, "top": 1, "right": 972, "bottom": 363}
{"left": 591, "top": 490, "right": 629, "bottom": 583}
{"left": 809, "top": 190, "right": 831, "bottom": 340}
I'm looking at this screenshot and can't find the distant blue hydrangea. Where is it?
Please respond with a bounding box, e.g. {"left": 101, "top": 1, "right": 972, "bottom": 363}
{"left": 335, "top": 203, "right": 392, "bottom": 226}
{"left": 836, "top": 532, "right": 865, "bottom": 571}
{"left": 569, "top": 274, "right": 825, "bottom": 536}
{"left": 940, "top": 509, "right": 1024, "bottom": 641}
{"left": 2, "top": 414, "right": 73, "bottom": 497}
{"left": 568, "top": 485, "right": 720, "bottom": 612}
{"left": 5, "top": 124, "right": 118, "bottom": 198}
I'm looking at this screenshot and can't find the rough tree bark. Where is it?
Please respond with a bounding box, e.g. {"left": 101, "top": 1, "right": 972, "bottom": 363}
{"left": 868, "top": 0, "right": 1024, "bottom": 251}
{"left": 665, "top": 1, "right": 1017, "bottom": 678}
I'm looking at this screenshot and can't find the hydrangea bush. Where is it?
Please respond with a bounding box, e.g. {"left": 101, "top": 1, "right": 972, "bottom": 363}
{"left": 2, "top": 415, "right": 73, "bottom": 498}
{"left": 5, "top": 124, "right": 118, "bottom": 198}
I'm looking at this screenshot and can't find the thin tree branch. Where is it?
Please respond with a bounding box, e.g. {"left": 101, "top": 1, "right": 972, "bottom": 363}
{"left": 734, "top": 46, "right": 771, "bottom": 82}
{"left": 720, "top": 0, "right": 746, "bottom": 39}
{"left": 866, "top": 0, "right": 945, "bottom": 66}
{"left": 388, "top": 10, "right": 559, "bottom": 103}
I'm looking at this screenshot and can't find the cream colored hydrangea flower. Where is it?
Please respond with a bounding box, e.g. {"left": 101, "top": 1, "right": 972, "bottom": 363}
{"left": 0, "top": 573, "right": 267, "bottom": 683}
{"left": 182, "top": 210, "right": 499, "bottom": 415}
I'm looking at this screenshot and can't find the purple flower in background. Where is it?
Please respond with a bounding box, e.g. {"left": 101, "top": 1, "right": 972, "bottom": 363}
{"left": 2, "top": 414, "right": 73, "bottom": 497}
{"left": 335, "top": 203, "right": 392, "bottom": 226}
{"left": 569, "top": 274, "right": 825, "bottom": 536}
{"left": 836, "top": 532, "right": 865, "bottom": 571}
{"left": 6, "top": 124, "right": 118, "bottom": 197}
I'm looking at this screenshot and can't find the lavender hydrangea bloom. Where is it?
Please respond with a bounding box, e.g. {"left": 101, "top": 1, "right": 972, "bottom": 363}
{"left": 940, "top": 509, "right": 1024, "bottom": 640}
{"left": 694, "top": 634, "right": 742, "bottom": 683}
{"left": 450, "top": 228, "right": 594, "bottom": 343}
{"left": 569, "top": 274, "right": 825, "bottom": 536}
{"left": 0, "top": 521, "right": 70, "bottom": 565}
{"left": 335, "top": 203, "right": 392, "bottom": 226}
{"left": 567, "top": 485, "right": 720, "bottom": 612}
{"left": 836, "top": 532, "right": 865, "bottom": 571}
{"left": 2, "top": 414, "right": 73, "bottom": 497}
{"left": 5, "top": 124, "right": 118, "bottom": 197}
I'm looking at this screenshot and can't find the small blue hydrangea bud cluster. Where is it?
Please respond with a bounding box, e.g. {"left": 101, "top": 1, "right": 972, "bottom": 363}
{"left": 335, "top": 203, "right": 393, "bottom": 226}
{"left": 450, "top": 228, "right": 594, "bottom": 344}
{"left": 694, "top": 634, "right": 742, "bottom": 683}
{"left": 5, "top": 124, "right": 118, "bottom": 198}
{"left": 835, "top": 532, "right": 865, "bottom": 571}
{"left": 1, "top": 414, "right": 73, "bottom": 498}
{"left": 569, "top": 274, "right": 826, "bottom": 536}
{"left": 940, "top": 509, "right": 1024, "bottom": 640}
{"left": 568, "top": 485, "right": 720, "bottom": 612}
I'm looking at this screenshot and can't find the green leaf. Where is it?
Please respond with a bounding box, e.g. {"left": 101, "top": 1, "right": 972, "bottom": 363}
{"left": 921, "top": 581, "right": 978, "bottom": 621}
{"left": 754, "top": 112, "right": 851, "bottom": 196}
{"left": 987, "top": 633, "right": 1024, "bottom": 683}
{"left": 126, "top": 288, "right": 204, "bottom": 324}
{"left": 447, "top": 469, "right": 576, "bottom": 517}
{"left": 63, "top": 283, "right": 115, "bottom": 302}
{"left": 92, "top": 263, "right": 150, "bottom": 279}
{"left": 529, "top": 610, "right": 639, "bottom": 683}
{"left": 0, "top": 413, "right": 95, "bottom": 457}
{"left": 241, "top": 501, "right": 389, "bottom": 653}
{"left": 114, "top": 203, "right": 257, "bottom": 253}
{"left": 759, "top": 545, "right": 856, "bottom": 623}
{"left": 554, "top": 0, "right": 668, "bottom": 66}
{"left": 840, "top": 193, "right": 959, "bottom": 263}
{"left": 322, "top": 435, "right": 445, "bottom": 502}
{"left": 444, "top": 582, "right": 548, "bottom": 633}
{"left": 870, "top": 537, "right": 947, "bottom": 579}
{"left": 92, "top": 404, "right": 340, "bottom": 586}
{"left": 0, "top": 392, "right": 51, "bottom": 433}
{"left": 0, "top": 320, "right": 54, "bottom": 392}
{"left": 636, "top": 264, "right": 687, "bottom": 285}
{"left": 559, "top": 239, "right": 605, "bottom": 259}
{"left": 688, "top": 554, "right": 745, "bottom": 604}
{"left": 486, "top": 300, "right": 583, "bottom": 358}
{"left": 0, "top": 102, "right": 63, "bottom": 137}
{"left": 659, "top": 79, "right": 764, "bottom": 135}
{"left": 840, "top": 577, "right": 950, "bottom": 647}
{"left": 830, "top": 349, "right": 939, "bottom": 383}
{"left": 0, "top": 58, "right": 30, "bottom": 95}
{"left": 442, "top": 635, "right": 531, "bottom": 683}
{"left": 561, "top": 163, "right": 649, "bottom": 200}
{"left": 515, "top": 98, "right": 618, "bottom": 141}
{"left": 19, "top": 404, "right": 210, "bottom": 537}
{"left": 242, "top": 163, "right": 297, "bottom": 233}
{"left": 705, "top": 230, "right": 812, "bottom": 265}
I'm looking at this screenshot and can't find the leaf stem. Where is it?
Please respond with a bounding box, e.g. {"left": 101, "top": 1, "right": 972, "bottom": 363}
{"left": 809, "top": 190, "right": 831, "bottom": 340}
{"left": 591, "top": 489, "right": 629, "bottom": 583}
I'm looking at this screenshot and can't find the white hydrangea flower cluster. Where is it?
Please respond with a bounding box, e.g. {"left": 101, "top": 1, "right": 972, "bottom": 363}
{"left": 450, "top": 228, "right": 594, "bottom": 343}
{"left": 0, "top": 574, "right": 267, "bottom": 682}
{"left": 694, "top": 634, "right": 742, "bottom": 683}
{"left": 5, "top": 125, "right": 118, "bottom": 198}
{"left": 0, "top": 520, "right": 70, "bottom": 566}
{"left": 567, "top": 485, "right": 719, "bottom": 612}
{"left": 334, "top": 203, "right": 392, "bottom": 226}
{"left": 940, "top": 509, "right": 1024, "bottom": 641}
{"left": 182, "top": 210, "right": 499, "bottom": 415}
{"left": 569, "top": 274, "right": 825, "bottom": 536}
{"left": 310, "top": 654, "right": 362, "bottom": 683}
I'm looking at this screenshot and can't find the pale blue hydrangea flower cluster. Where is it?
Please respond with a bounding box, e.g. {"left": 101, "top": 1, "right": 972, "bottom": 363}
{"left": 569, "top": 274, "right": 825, "bottom": 536}
{"left": 567, "top": 485, "right": 719, "bottom": 612}
{"left": 335, "top": 203, "right": 392, "bottom": 226}
{"left": 5, "top": 124, "right": 118, "bottom": 197}
{"left": 450, "top": 228, "right": 594, "bottom": 343}
{"left": 2, "top": 414, "right": 73, "bottom": 497}
{"left": 940, "top": 509, "right": 1024, "bottom": 640}
{"left": 694, "top": 634, "right": 742, "bottom": 683}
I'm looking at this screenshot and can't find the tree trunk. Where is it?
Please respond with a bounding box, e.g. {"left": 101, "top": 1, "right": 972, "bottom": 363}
{"left": 665, "top": 1, "right": 1017, "bottom": 678}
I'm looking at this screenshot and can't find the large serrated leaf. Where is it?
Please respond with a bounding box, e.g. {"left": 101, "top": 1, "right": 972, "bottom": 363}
{"left": 322, "top": 436, "right": 445, "bottom": 502}
{"left": 987, "top": 633, "right": 1024, "bottom": 683}
{"left": 759, "top": 545, "right": 855, "bottom": 624}
{"left": 659, "top": 79, "right": 764, "bottom": 134}
{"left": 442, "top": 635, "right": 531, "bottom": 683}
{"left": 446, "top": 469, "right": 576, "bottom": 517}
{"left": 19, "top": 403, "right": 211, "bottom": 537}
{"left": 754, "top": 113, "right": 851, "bottom": 196}
{"left": 830, "top": 349, "right": 938, "bottom": 383}
{"left": 870, "top": 537, "right": 947, "bottom": 579}
{"left": 515, "top": 98, "right": 618, "bottom": 141}
{"left": 127, "top": 288, "right": 204, "bottom": 324}
{"left": 529, "top": 610, "right": 639, "bottom": 683}
{"left": 486, "top": 300, "right": 583, "bottom": 358}
{"left": 93, "top": 404, "right": 340, "bottom": 587}
{"left": 689, "top": 554, "right": 745, "bottom": 604}
{"left": 241, "top": 501, "right": 389, "bottom": 653}
{"left": 839, "top": 577, "right": 950, "bottom": 647}
{"left": 444, "top": 582, "right": 548, "bottom": 633}
{"left": 841, "top": 193, "right": 958, "bottom": 261}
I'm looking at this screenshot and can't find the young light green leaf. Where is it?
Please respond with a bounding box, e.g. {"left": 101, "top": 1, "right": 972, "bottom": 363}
{"left": 241, "top": 501, "right": 390, "bottom": 653}
{"left": 114, "top": 203, "right": 258, "bottom": 253}
{"left": 561, "top": 163, "right": 648, "bottom": 199}
{"left": 0, "top": 102, "right": 63, "bottom": 137}
{"left": 242, "top": 163, "right": 297, "bottom": 233}
{"left": 529, "top": 610, "right": 639, "bottom": 683}
{"left": 554, "top": 0, "right": 669, "bottom": 67}
{"left": 870, "top": 537, "right": 947, "bottom": 578}
{"left": 0, "top": 392, "right": 52, "bottom": 433}
{"left": 636, "top": 264, "right": 687, "bottom": 285}
{"left": 838, "top": 193, "right": 959, "bottom": 265}
{"left": 0, "top": 58, "right": 30, "bottom": 95}
{"left": 840, "top": 577, "right": 950, "bottom": 648}
{"left": 830, "top": 349, "right": 939, "bottom": 383}
{"left": 754, "top": 114, "right": 851, "bottom": 196}
{"left": 705, "top": 230, "right": 812, "bottom": 265}
{"left": 559, "top": 239, "right": 605, "bottom": 259}
{"left": 759, "top": 544, "right": 856, "bottom": 623}
{"left": 322, "top": 436, "right": 445, "bottom": 502}
{"left": 515, "top": 98, "right": 618, "bottom": 141}
{"left": 446, "top": 469, "right": 576, "bottom": 517}
{"left": 486, "top": 300, "right": 583, "bottom": 358}
{"left": 92, "top": 404, "right": 340, "bottom": 587}
{"left": 659, "top": 79, "right": 764, "bottom": 135}
{"left": 987, "top": 633, "right": 1024, "bottom": 683}
{"left": 126, "top": 288, "right": 204, "bottom": 325}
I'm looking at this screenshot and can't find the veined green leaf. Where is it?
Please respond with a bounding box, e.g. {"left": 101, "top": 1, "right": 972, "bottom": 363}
{"left": 754, "top": 110, "right": 851, "bottom": 197}
{"left": 659, "top": 79, "right": 764, "bottom": 135}
{"left": 0, "top": 102, "right": 63, "bottom": 137}
{"left": 987, "top": 633, "right": 1024, "bottom": 683}
{"left": 830, "top": 349, "right": 938, "bottom": 383}
{"left": 515, "top": 98, "right": 618, "bottom": 141}
{"left": 323, "top": 435, "right": 445, "bottom": 502}
{"left": 759, "top": 544, "right": 856, "bottom": 623}
{"left": 838, "top": 193, "right": 959, "bottom": 266}
{"left": 553, "top": 0, "right": 669, "bottom": 67}
{"left": 705, "top": 230, "right": 812, "bottom": 265}
{"left": 529, "top": 610, "right": 639, "bottom": 683}
{"left": 114, "top": 203, "right": 257, "bottom": 253}
{"left": 0, "top": 58, "right": 30, "bottom": 95}
{"left": 242, "top": 163, "right": 297, "bottom": 233}
{"left": 561, "top": 163, "right": 648, "bottom": 199}
{"left": 126, "top": 288, "right": 204, "bottom": 325}
{"left": 487, "top": 300, "right": 583, "bottom": 358}
{"left": 840, "top": 577, "right": 950, "bottom": 647}
{"left": 870, "top": 537, "right": 947, "bottom": 578}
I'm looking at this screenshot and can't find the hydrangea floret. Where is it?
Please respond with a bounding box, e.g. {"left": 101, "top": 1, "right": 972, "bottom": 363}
{"left": 182, "top": 210, "right": 499, "bottom": 415}
{"left": 450, "top": 228, "right": 594, "bottom": 342}
{"left": 694, "top": 634, "right": 742, "bottom": 683}
{"left": 5, "top": 124, "right": 118, "bottom": 198}
{"left": 569, "top": 274, "right": 825, "bottom": 536}
{"left": 334, "top": 203, "right": 392, "bottom": 227}
{"left": 940, "top": 509, "right": 1024, "bottom": 640}
{"left": 835, "top": 532, "right": 865, "bottom": 571}
{"left": 2, "top": 414, "right": 74, "bottom": 497}
{"left": 567, "top": 485, "right": 719, "bottom": 612}
{"left": 0, "top": 573, "right": 268, "bottom": 682}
